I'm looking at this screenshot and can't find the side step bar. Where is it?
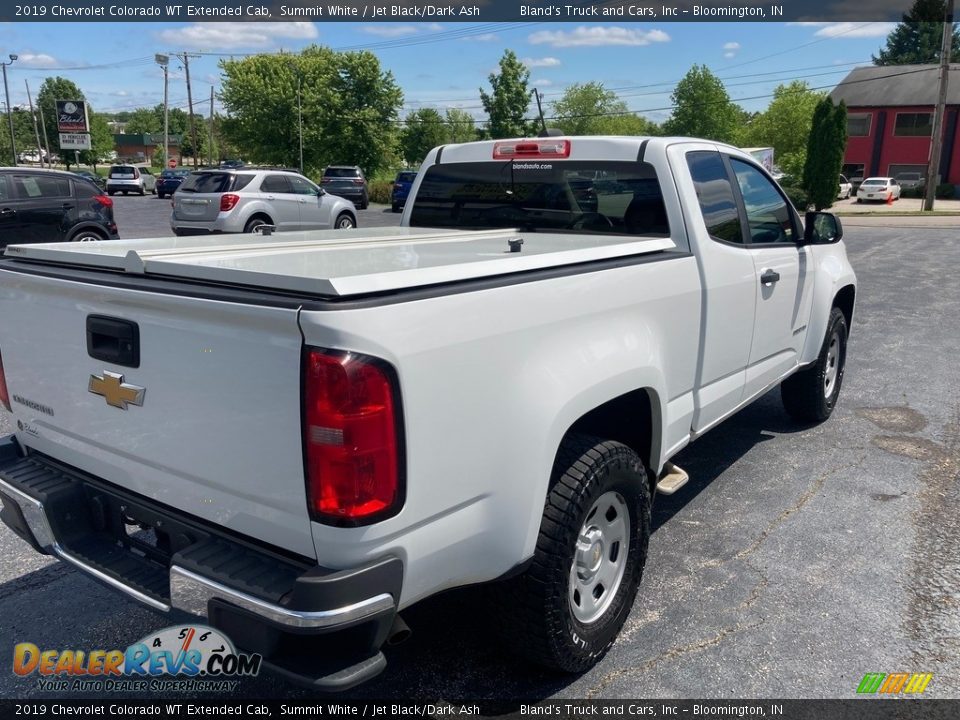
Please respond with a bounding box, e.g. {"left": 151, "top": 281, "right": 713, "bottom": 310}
{"left": 656, "top": 462, "right": 689, "bottom": 495}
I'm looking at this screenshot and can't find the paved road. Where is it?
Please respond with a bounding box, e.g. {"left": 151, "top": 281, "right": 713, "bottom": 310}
{"left": 111, "top": 193, "right": 403, "bottom": 239}
{"left": 1, "top": 225, "right": 958, "bottom": 701}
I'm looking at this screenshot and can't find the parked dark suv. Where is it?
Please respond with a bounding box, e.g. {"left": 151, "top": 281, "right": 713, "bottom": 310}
{"left": 0, "top": 168, "right": 119, "bottom": 247}
{"left": 321, "top": 165, "right": 368, "bottom": 209}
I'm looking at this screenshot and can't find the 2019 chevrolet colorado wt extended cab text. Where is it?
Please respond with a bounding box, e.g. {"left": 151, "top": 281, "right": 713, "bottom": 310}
{"left": 0, "top": 137, "right": 856, "bottom": 689}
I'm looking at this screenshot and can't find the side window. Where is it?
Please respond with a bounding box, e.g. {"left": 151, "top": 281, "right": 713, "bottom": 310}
{"left": 74, "top": 180, "right": 98, "bottom": 198}
{"left": 686, "top": 151, "right": 744, "bottom": 244}
{"left": 260, "top": 174, "right": 293, "bottom": 193}
{"left": 729, "top": 159, "right": 796, "bottom": 245}
{"left": 288, "top": 176, "right": 319, "bottom": 196}
{"left": 0, "top": 175, "right": 12, "bottom": 202}
{"left": 14, "top": 174, "right": 71, "bottom": 199}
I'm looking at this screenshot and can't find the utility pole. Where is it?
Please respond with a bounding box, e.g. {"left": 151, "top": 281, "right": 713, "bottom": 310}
{"left": 924, "top": 0, "right": 954, "bottom": 211}
{"left": 25, "top": 80, "right": 43, "bottom": 168}
{"left": 208, "top": 85, "right": 214, "bottom": 166}
{"left": 2, "top": 54, "right": 17, "bottom": 166}
{"left": 532, "top": 88, "right": 547, "bottom": 136}
{"left": 297, "top": 75, "right": 303, "bottom": 173}
{"left": 156, "top": 55, "right": 169, "bottom": 169}
{"left": 176, "top": 52, "right": 200, "bottom": 168}
{"left": 37, "top": 97, "right": 51, "bottom": 169}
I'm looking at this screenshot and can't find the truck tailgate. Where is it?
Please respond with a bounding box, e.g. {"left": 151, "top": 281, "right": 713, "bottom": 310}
{"left": 0, "top": 267, "right": 314, "bottom": 558}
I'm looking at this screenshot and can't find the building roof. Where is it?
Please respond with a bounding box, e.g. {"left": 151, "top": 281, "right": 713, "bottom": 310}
{"left": 831, "top": 64, "right": 960, "bottom": 107}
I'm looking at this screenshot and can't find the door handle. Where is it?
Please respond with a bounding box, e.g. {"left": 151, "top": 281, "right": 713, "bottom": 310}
{"left": 0, "top": 207, "right": 15, "bottom": 216}
{"left": 760, "top": 269, "right": 781, "bottom": 285}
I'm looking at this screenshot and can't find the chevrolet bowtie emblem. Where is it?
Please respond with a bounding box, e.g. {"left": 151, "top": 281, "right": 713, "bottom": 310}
{"left": 88, "top": 371, "right": 145, "bottom": 410}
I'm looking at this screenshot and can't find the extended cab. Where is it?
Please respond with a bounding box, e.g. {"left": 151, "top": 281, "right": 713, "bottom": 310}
{"left": 0, "top": 137, "right": 855, "bottom": 689}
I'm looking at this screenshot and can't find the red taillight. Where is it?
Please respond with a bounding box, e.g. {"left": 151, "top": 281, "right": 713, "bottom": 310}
{"left": 94, "top": 194, "right": 113, "bottom": 208}
{"left": 0, "top": 350, "right": 11, "bottom": 412}
{"left": 303, "top": 349, "right": 403, "bottom": 524}
{"left": 220, "top": 193, "right": 240, "bottom": 212}
{"left": 493, "top": 139, "right": 571, "bottom": 160}
{"left": 353, "top": 179, "right": 364, "bottom": 185}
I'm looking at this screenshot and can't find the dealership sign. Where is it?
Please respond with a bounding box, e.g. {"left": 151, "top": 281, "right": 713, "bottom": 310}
{"left": 59, "top": 133, "right": 91, "bottom": 151}
{"left": 56, "top": 100, "right": 89, "bottom": 133}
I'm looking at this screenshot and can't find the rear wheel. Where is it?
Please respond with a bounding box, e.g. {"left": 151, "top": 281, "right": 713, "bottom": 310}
{"left": 781, "top": 307, "right": 848, "bottom": 423}
{"left": 69, "top": 228, "right": 105, "bottom": 242}
{"left": 392, "top": 203, "right": 401, "bottom": 213}
{"left": 335, "top": 212, "right": 355, "bottom": 229}
{"left": 244, "top": 216, "right": 271, "bottom": 234}
{"left": 494, "top": 434, "right": 650, "bottom": 672}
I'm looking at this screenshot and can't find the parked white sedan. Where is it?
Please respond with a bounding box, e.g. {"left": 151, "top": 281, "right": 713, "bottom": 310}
{"left": 857, "top": 177, "right": 901, "bottom": 202}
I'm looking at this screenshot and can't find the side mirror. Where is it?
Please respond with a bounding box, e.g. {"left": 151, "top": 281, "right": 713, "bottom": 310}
{"left": 317, "top": 187, "right": 326, "bottom": 196}
{"left": 804, "top": 211, "right": 843, "bottom": 245}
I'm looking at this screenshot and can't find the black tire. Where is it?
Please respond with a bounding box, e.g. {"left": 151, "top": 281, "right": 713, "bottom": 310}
{"left": 781, "top": 307, "right": 848, "bottom": 423}
{"left": 244, "top": 216, "right": 271, "bottom": 234}
{"left": 334, "top": 212, "right": 355, "bottom": 229}
{"left": 494, "top": 434, "right": 651, "bottom": 673}
{"left": 108, "top": 190, "right": 115, "bottom": 197}
{"left": 392, "top": 203, "right": 401, "bottom": 213}
{"left": 158, "top": 193, "right": 165, "bottom": 200}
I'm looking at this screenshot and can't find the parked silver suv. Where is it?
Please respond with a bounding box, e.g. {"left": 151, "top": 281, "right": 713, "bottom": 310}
{"left": 170, "top": 167, "right": 358, "bottom": 236}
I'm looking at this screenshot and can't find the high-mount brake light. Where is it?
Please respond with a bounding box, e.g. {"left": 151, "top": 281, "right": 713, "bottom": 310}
{"left": 492, "top": 139, "right": 571, "bottom": 160}
{"left": 220, "top": 193, "right": 240, "bottom": 212}
{"left": 303, "top": 348, "right": 404, "bottom": 525}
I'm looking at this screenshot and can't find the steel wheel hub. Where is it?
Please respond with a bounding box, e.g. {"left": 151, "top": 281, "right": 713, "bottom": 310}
{"left": 569, "top": 490, "right": 630, "bottom": 625}
{"left": 824, "top": 331, "right": 840, "bottom": 398}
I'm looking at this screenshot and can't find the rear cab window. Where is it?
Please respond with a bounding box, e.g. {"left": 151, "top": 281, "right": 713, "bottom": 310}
{"left": 109, "top": 166, "right": 137, "bottom": 178}
{"left": 396, "top": 172, "right": 417, "bottom": 183}
{"left": 324, "top": 167, "right": 362, "bottom": 179}
{"left": 408, "top": 159, "right": 671, "bottom": 237}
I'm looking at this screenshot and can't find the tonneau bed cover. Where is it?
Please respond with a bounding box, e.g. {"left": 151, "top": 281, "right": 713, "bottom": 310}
{"left": 3, "top": 227, "right": 676, "bottom": 298}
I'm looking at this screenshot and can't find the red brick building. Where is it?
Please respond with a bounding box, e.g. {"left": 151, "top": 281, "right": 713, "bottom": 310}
{"left": 830, "top": 64, "right": 960, "bottom": 188}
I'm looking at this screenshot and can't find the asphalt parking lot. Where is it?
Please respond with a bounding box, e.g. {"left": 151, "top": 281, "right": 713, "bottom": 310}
{"left": 108, "top": 192, "right": 403, "bottom": 239}
{"left": 0, "top": 218, "right": 958, "bottom": 701}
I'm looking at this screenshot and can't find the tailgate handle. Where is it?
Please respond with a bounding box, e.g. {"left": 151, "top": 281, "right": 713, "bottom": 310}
{"left": 87, "top": 316, "right": 140, "bottom": 368}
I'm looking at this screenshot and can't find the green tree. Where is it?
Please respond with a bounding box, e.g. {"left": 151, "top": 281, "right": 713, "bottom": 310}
{"left": 79, "top": 112, "right": 113, "bottom": 169}
{"left": 551, "top": 82, "right": 620, "bottom": 135}
{"left": 874, "top": 0, "right": 959, "bottom": 65}
{"left": 802, "top": 97, "right": 847, "bottom": 210}
{"left": 400, "top": 108, "right": 448, "bottom": 165}
{"left": 479, "top": 50, "right": 533, "bottom": 139}
{"left": 740, "top": 81, "right": 824, "bottom": 179}
{"left": 0, "top": 108, "right": 39, "bottom": 165}
{"left": 445, "top": 107, "right": 477, "bottom": 144}
{"left": 663, "top": 65, "right": 741, "bottom": 143}
{"left": 595, "top": 114, "right": 659, "bottom": 136}
{"left": 220, "top": 45, "right": 402, "bottom": 177}
{"left": 37, "top": 76, "right": 86, "bottom": 169}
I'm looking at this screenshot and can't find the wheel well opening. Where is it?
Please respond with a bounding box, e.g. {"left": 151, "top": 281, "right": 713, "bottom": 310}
{"left": 833, "top": 285, "right": 856, "bottom": 329}
{"left": 566, "top": 389, "right": 656, "bottom": 484}
{"left": 248, "top": 212, "right": 272, "bottom": 224}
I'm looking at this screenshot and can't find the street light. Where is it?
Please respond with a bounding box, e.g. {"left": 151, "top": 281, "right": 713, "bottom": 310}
{"left": 2, "top": 54, "right": 17, "bottom": 166}
{"left": 155, "top": 54, "right": 170, "bottom": 169}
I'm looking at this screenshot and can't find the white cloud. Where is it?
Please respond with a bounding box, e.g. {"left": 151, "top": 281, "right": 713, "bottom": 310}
{"left": 723, "top": 42, "right": 741, "bottom": 51}
{"left": 522, "top": 57, "right": 561, "bottom": 68}
{"left": 361, "top": 25, "right": 420, "bottom": 38}
{"left": 528, "top": 26, "right": 670, "bottom": 48}
{"left": 17, "top": 52, "right": 58, "bottom": 68}
{"left": 156, "top": 22, "right": 318, "bottom": 50}
{"left": 531, "top": 78, "right": 554, "bottom": 87}
{"left": 724, "top": 52, "right": 736, "bottom": 59}
{"left": 790, "top": 22, "right": 896, "bottom": 39}
{"left": 463, "top": 33, "right": 499, "bottom": 42}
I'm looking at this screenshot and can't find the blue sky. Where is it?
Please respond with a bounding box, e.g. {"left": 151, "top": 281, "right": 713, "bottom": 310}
{"left": 0, "top": 21, "right": 897, "bottom": 123}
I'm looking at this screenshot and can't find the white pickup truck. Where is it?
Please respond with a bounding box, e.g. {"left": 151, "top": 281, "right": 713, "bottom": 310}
{"left": 0, "top": 137, "right": 856, "bottom": 689}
